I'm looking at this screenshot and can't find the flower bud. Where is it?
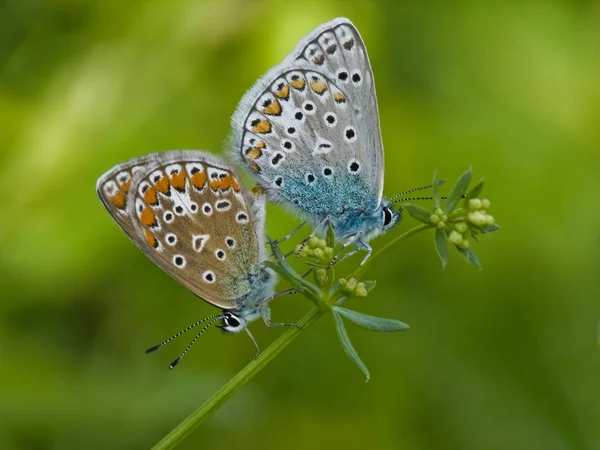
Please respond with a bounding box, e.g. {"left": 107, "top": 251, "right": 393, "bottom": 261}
{"left": 324, "top": 247, "right": 334, "bottom": 258}
{"left": 316, "top": 238, "right": 327, "bottom": 249}
{"left": 449, "top": 230, "right": 463, "bottom": 245}
{"left": 455, "top": 222, "right": 468, "bottom": 233}
{"left": 481, "top": 199, "right": 491, "bottom": 209}
{"left": 430, "top": 214, "right": 440, "bottom": 224}
{"left": 458, "top": 238, "right": 470, "bottom": 249}
{"left": 468, "top": 211, "right": 487, "bottom": 227}
{"left": 437, "top": 221, "right": 446, "bottom": 229}
{"left": 354, "top": 283, "right": 368, "bottom": 297}
{"left": 313, "top": 248, "right": 325, "bottom": 260}
{"left": 308, "top": 236, "right": 321, "bottom": 248}
{"left": 434, "top": 207, "right": 444, "bottom": 216}
{"left": 315, "top": 268, "right": 328, "bottom": 287}
{"left": 484, "top": 214, "right": 495, "bottom": 226}
{"left": 468, "top": 198, "right": 482, "bottom": 210}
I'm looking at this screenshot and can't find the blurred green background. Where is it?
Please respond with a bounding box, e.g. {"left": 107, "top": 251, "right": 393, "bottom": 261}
{"left": 1, "top": 0, "right": 599, "bottom": 449}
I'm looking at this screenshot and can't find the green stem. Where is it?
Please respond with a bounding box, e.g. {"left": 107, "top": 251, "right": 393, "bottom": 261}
{"left": 152, "top": 306, "right": 325, "bottom": 450}
{"left": 349, "top": 223, "right": 432, "bottom": 280}
{"left": 152, "top": 222, "right": 431, "bottom": 449}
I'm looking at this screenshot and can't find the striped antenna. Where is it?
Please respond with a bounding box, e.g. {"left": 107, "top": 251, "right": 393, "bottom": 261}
{"left": 168, "top": 316, "right": 224, "bottom": 369}
{"left": 145, "top": 313, "right": 221, "bottom": 354}
{"left": 388, "top": 179, "right": 446, "bottom": 203}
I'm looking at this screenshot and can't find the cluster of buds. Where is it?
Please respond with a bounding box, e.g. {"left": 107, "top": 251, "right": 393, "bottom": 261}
{"left": 466, "top": 198, "right": 494, "bottom": 229}
{"left": 338, "top": 277, "right": 368, "bottom": 297}
{"left": 296, "top": 236, "right": 334, "bottom": 264}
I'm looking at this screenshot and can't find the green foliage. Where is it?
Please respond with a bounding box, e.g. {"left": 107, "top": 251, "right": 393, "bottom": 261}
{"left": 1, "top": 2, "right": 598, "bottom": 450}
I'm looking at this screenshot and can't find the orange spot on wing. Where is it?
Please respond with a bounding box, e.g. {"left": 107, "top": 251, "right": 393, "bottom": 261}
{"left": 219, "top": 174, "right": 234, "bottom": 190}
{"left": 274, "top": 85, "right": 289, "bottom": 100}
{"left": 333, "top": 92, "right": 346, "bottom": 103}
{"left": 245, "top": 148, "right": 262, "bottom": 159}
{"left": 310, "top": 81, "right": 327, "bottom": 95}
{"left": 143, "top": 187, "right": 158, "bottom": 205}
{"left": 140, "top": 206, "right": 157, "bottom": 227}
{"left": 252, "top": 120, "right": 272, "bottom": 134}
{"left": 110, "top": 192, "right": 126, "bottom": 209}
{"left": 290, "top": 79, "right": 305, "bottom": 90}
{"left": 263, "top": 100, "right": 281, "bottom": 116}
{"left": 232, "top": 178, "right": 240, "bottom": 192}
{"left": 145, "top": 230, "right": 158, "bottom": 248}
{"left": 255, "top": 141, "right": 266, "bottom": 149}
{"left": 190, "top": 170, "right": 207, "bottom": 189}
{"left": 154, "top": 176, "right": 170, "bottom": 195}
{"left": 209, "top": 176, "right": 220, "bottom": 191}
{"left": 121, "top": 179, "right": 131, "bottom": 193}
{"left": 169, "top": 169, "right": 187, "bottom": 192}
{"left": 249, "top": 161, "right": 261, "bottom": 173}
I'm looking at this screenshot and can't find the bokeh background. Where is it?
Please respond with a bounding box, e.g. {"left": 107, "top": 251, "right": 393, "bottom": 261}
{"left": 1, "top": 0, "right": 599, "bottom": 449}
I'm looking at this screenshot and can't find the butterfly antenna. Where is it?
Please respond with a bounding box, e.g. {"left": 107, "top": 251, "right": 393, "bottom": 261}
{"left": 392, "top": 194, "right": 467, "bottom": 204}
{"left": 388, "top": 180, "right": 446, "bottom": 203}
{"left": 145, "top": 313, "right": 221, "bottom": 354}
{"left": 168, "top": 316, "right": 223, "bottom": 369}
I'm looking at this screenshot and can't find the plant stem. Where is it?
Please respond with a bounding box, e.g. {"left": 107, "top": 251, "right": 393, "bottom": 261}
{"left": 152, "top": 222, "right": 431, "bottom": 449}
{"left": 152, "top": 306, "right": 325, "bottom": 450}
{"left": 350, "top": 223, "right": 432, "bottom": 279}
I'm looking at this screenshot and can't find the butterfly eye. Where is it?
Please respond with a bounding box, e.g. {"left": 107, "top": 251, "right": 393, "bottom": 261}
{"left": 383, "top": 207, "right": 393, "bottom": 226}
{"left": 225, "top": 314, "right": 240, "bottom": 327}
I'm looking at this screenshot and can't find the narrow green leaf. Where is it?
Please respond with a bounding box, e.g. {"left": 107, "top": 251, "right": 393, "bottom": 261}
{"left": 326, "top": 223, "right": 335, "bottom": 248}
{"left": 404, "top": 203, "right": 433, "bottom": 224}
{"left": 303, "top": 259, "right": 329, "bottom": 268}
{"left": 333, "top": 310, "right": 370, "bottom": 382}
{"left": 432, "top": 170, "right": 441, "bottom": 208}
{"left": 435, "top": 228, "right": 448, "bottom": 269}
{"left": 464, "top": 177, "right": 485, "bottom": 207}
{"left": 482, "top": 223, "right": 500, "bottom": 233}
{"left": 444, "top": 166, "right": 473, "bottom": 214}
{"left": 334, "top": 306, "right": 409, "bottom": 332}
{"left": 362, "top": 280, "right": 376, "bottom": 292}
{"left": 457, "top": 247, "right": 482, "bottom": 270}
{"left": 262, "top": 261, "right": 321, "bottom": 300}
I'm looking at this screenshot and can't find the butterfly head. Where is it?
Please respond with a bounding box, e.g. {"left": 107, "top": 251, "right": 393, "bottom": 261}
{"left": 362, "top": 198, "right": 401, "bottom": 241}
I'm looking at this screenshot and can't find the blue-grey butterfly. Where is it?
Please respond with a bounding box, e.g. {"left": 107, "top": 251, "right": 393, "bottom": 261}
{"left": 231, "top": 18, "right": 401, "bottom": 264}
{"left": 97, "top": 151, "right": 293, "bottom": 368}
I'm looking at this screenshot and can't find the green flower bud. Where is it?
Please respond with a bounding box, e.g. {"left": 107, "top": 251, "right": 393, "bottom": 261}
{"left": 354, "top": 282, "right": 368, "bottom": 297}
{"left": 430, "top": 214, "right": 441, "bottom": 225}
{"left": 315, "top": 268, "right": 328, "bottom": 287}
{"left": 308, "top": 236, "right": 321, "bottom": 248}
{"left": 468, "top": 211, "right": 487, "bottom": 227}
{"left": 434, "top": 207, "right": 444, "bottom": 216}
{"left": 484, "top": 214, "right": 495, "bottom": 226}
{"left": 458, "top": 238, "right": 470, "bottom": 249}
{"left": 481, "top": 199, "right": 491, "bottom": 209}
{"left": 316, "top": 238, "right": 327, "bottom": 249}
{"left": 313, "top": 248, "right": 325, "bottom": 260}
{"left": 449, "top": 230, "right": 463, "bottom": 245}
{"left": 468, "top": 198, "right": 482, "bottom": 210}
{"left": 455, "top": 222, "right": 468, "bottom": 233}
{"left": 324, "top": 247, "right": 334, "bottom": 258}
{"left": 437, "top": 221, "right": 446, "bottom": 229}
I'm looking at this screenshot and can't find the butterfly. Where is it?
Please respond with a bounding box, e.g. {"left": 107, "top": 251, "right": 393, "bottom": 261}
{"left": 96, "top": 150, "right": 294, "bottom": 368}
{"left": 230, "top": 17, "right": 403, "bottom": 264}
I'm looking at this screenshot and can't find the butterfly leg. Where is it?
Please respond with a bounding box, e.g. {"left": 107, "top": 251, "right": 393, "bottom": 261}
{"left": 245, "top": 328, "right": 261, "bottom": 359}
{"left": 328, "top": 233, "right": 361, "bottom": 267}
{"left": 263, "top": 316, "right": 303, "bottom": 330}
{"left": 358, "top": 239, "right": 373, "bottom": 265}
{"left": 271, "top": 221, "right": 306, "bottom": 245}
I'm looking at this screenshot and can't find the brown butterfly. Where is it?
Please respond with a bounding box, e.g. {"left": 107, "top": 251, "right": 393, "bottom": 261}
{"left": 97, "top": 150, "right": 295, "bottom": 368}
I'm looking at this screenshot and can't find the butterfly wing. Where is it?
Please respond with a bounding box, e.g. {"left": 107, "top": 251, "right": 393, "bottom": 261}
{"left": 97, "top": 151, "right": 266, "bottom": 309}
{"left": 231, "top": 17, "right": 384, "bottom": 219}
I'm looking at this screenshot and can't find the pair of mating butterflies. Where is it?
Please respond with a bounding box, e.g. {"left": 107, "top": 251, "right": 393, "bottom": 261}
{"left": 97, "top": 18, "right": 403, "bottom": 367}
